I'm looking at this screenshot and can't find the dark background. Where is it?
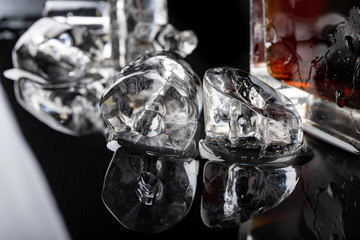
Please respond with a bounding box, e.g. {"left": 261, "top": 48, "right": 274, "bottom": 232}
{"left": 0, "top": 0, "right": 249, "bottom": 239}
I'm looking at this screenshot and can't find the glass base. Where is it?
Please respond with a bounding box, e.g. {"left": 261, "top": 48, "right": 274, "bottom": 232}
{"left": 251, "top": 63, "right": 360, "bottom": 154}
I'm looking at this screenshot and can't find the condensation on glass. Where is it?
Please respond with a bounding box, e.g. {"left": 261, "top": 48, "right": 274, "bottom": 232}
{"left": 250, "top": 0, "right": 360, "bottom": 153}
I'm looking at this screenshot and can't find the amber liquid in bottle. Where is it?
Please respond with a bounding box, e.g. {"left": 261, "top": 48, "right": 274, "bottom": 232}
{"left": 266, "top": 0, "right": 360, "bottom": 109}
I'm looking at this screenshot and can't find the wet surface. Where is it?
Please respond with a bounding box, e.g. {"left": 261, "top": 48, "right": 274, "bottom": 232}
{"left": 3, "top": 1, "right": 360, "bottom": 240}
{"left": 250, "top": 136, "right": 360, "bottom": 239}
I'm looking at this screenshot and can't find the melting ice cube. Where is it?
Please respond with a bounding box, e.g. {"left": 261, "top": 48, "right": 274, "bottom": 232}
{"left": 100, "top": 52, "right": 202, "bottom": 153}
{"left": 203, "top": 67, "right": 303, "bottom": 158}
{"left": 12, "top": 76, "right": 107, "bottom": 135}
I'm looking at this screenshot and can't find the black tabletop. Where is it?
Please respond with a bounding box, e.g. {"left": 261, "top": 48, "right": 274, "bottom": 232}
{"left": 1, "top": 1, "right": 360, "bottom": 240}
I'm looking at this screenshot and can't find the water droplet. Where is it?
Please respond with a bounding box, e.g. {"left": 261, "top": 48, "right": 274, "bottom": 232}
{"left": 335, "top": 89, "right": 346, "bottom": 107}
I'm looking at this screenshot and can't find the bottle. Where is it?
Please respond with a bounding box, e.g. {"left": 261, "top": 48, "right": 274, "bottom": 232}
{"left": 250, "top": 0, "right": 360, "bottom": 153}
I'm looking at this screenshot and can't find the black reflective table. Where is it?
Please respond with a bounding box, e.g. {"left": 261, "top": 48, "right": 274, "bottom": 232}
{"left": 249, "top": 136, "right": 360, "bottom": 240}
{"left": 1, "top": 1, "right": 360, "bottom": 239}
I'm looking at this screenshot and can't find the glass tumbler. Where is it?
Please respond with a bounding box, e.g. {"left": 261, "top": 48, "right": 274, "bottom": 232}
{"left": 250, "top": 0, "right": 360, "bottom": 153}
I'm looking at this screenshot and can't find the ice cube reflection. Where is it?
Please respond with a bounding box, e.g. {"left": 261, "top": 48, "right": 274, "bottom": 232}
{"left": 246, "top": 136, "right": 360, "bottom": 239}
{"left": 199, "top": 133, "right": 312, "bottom": 229}
{"left": 201, "top": 159, "right": 300, "bottom": 228}
{"left": 101, "top": 146, "right": 198, "bottom": 233}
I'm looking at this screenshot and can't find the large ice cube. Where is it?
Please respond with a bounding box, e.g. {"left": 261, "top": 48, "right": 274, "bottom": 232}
{"left": 125, "top": 24, "right": 198, "bottom": 64}
{"left": 100, "top": 52, "right": 202, "bottom": 153}
{"left": 203, "top": 67, "right": 303, "bottom": 158}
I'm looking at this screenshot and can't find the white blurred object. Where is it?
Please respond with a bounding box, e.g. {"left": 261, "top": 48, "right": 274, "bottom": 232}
{"left": 0, "top": 84, "right": 70, "bottom": 240}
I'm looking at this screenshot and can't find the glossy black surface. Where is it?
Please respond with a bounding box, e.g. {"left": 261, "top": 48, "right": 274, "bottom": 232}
{"left": 2, "top": 1, "right": 360, "bottom": 240}
{"left": 250, "top": 137, "right": 360, "bottom": 240}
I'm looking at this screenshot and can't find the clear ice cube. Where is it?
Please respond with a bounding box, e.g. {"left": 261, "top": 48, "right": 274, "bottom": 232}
{"left": 12, "top": 18, "right": 112, "bottom": 82}
{"left": 125, "top": 24, "right": 198, "bottom": 64}
{"left": 5, "top": 1, "right": 198, "bottom": 136}
{"left": 102, "top": 147, "right": 198, "bottom": 233}
{"left": 4, "top": 18, "right": 114, "bottom": 135}
{"left": 100, "top": 52, "right": 202, "bottom": 153}
{"left": 326, "top": 7, "right": 360, "bottom": 92}
{"left": 201, "top": 160, "right": 300, "bottom": 228}
{"left": 126, "top": 0, "right": 168, "bottom": 42}
{"left": 203, "top": 67, "right": 303, "bottom": 158}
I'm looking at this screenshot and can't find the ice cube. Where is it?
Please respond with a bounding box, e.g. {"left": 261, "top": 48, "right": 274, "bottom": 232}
{"left": 110, "top": 0, "right": 197, "bottom": 66}
{"left": 125, "top": 0, "right": 197, "bottom": 58}
{"left": 11, "top": 18, "right": 111, "bottom": 83}
{"left": 203, "top": 67, "right": 303, "bottom": 158}
{"left": 102, "top": 147, "right": 198, "bottom": 233}
{"left": 100, "top": 52, "right": 202, "bottom": 153}
{"left": 4, "top": 18, "right": 114, "bottom": 135}
{"left": 125, "top": 24, "right": 198, "bottom": 64}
